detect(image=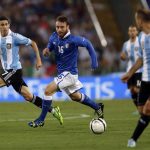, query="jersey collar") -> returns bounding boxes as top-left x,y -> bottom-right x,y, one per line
63,30 -> 71,39
8,29 -> 12,35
